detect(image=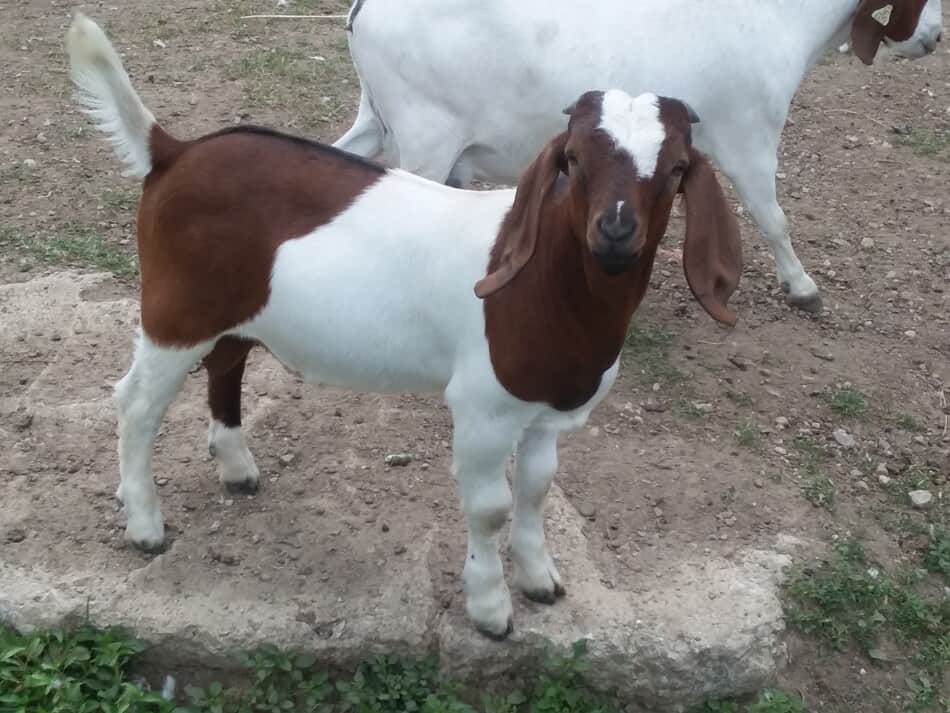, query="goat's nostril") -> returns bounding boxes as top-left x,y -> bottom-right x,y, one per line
599,215 -> 636,242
